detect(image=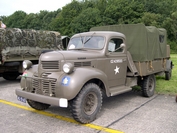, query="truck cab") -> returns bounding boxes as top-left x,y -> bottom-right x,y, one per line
68,31 -> 132,95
